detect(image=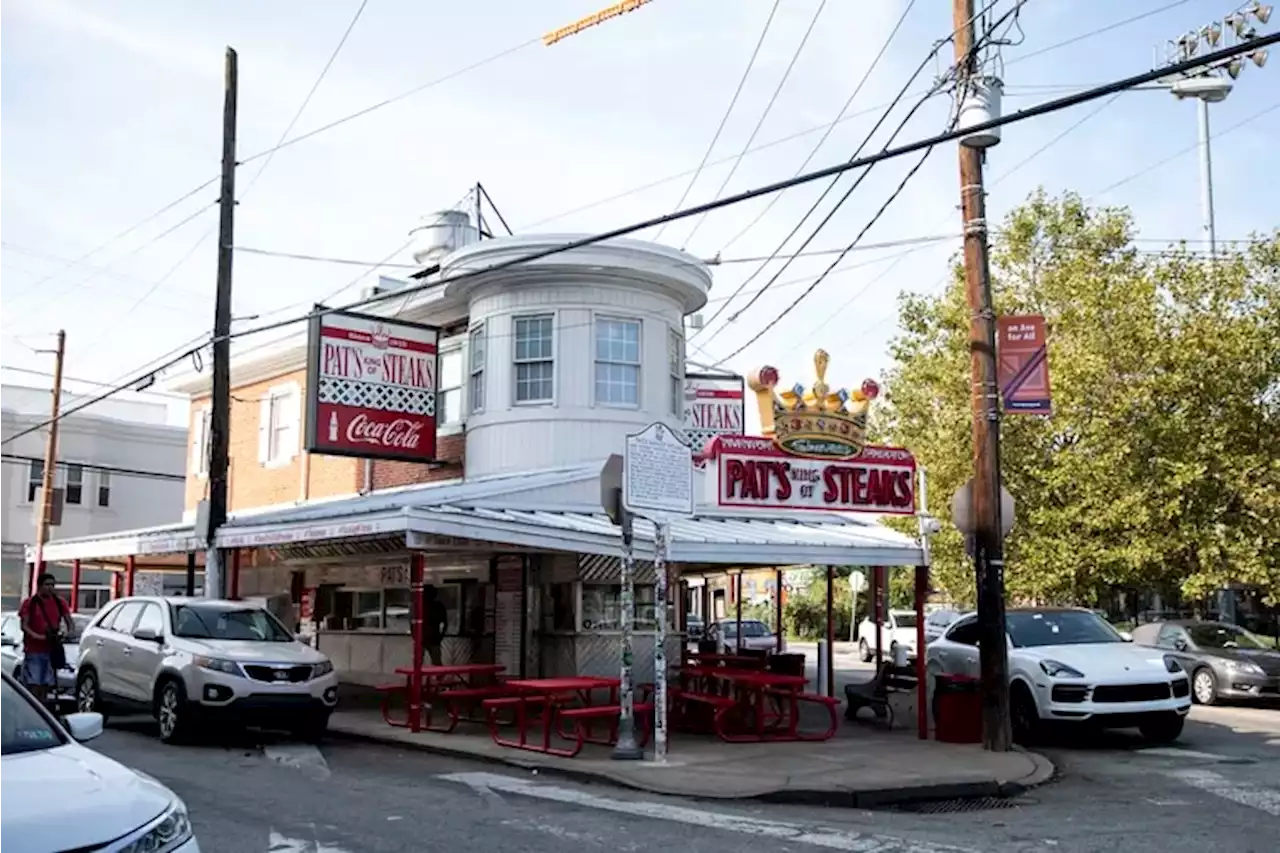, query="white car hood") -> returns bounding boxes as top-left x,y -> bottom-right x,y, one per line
1018,642 -> 1173,680
2,742 -> 174,849
180,638 -> 325,664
